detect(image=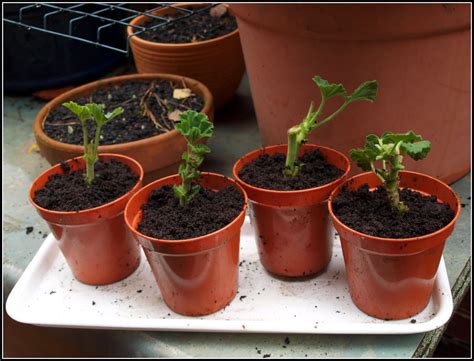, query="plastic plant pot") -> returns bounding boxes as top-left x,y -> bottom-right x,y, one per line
124,172 -> 248,316
233,144 -> 350,277
29,154 -> 144,285
328,170 -> 461,320
127,3 -> 245,109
